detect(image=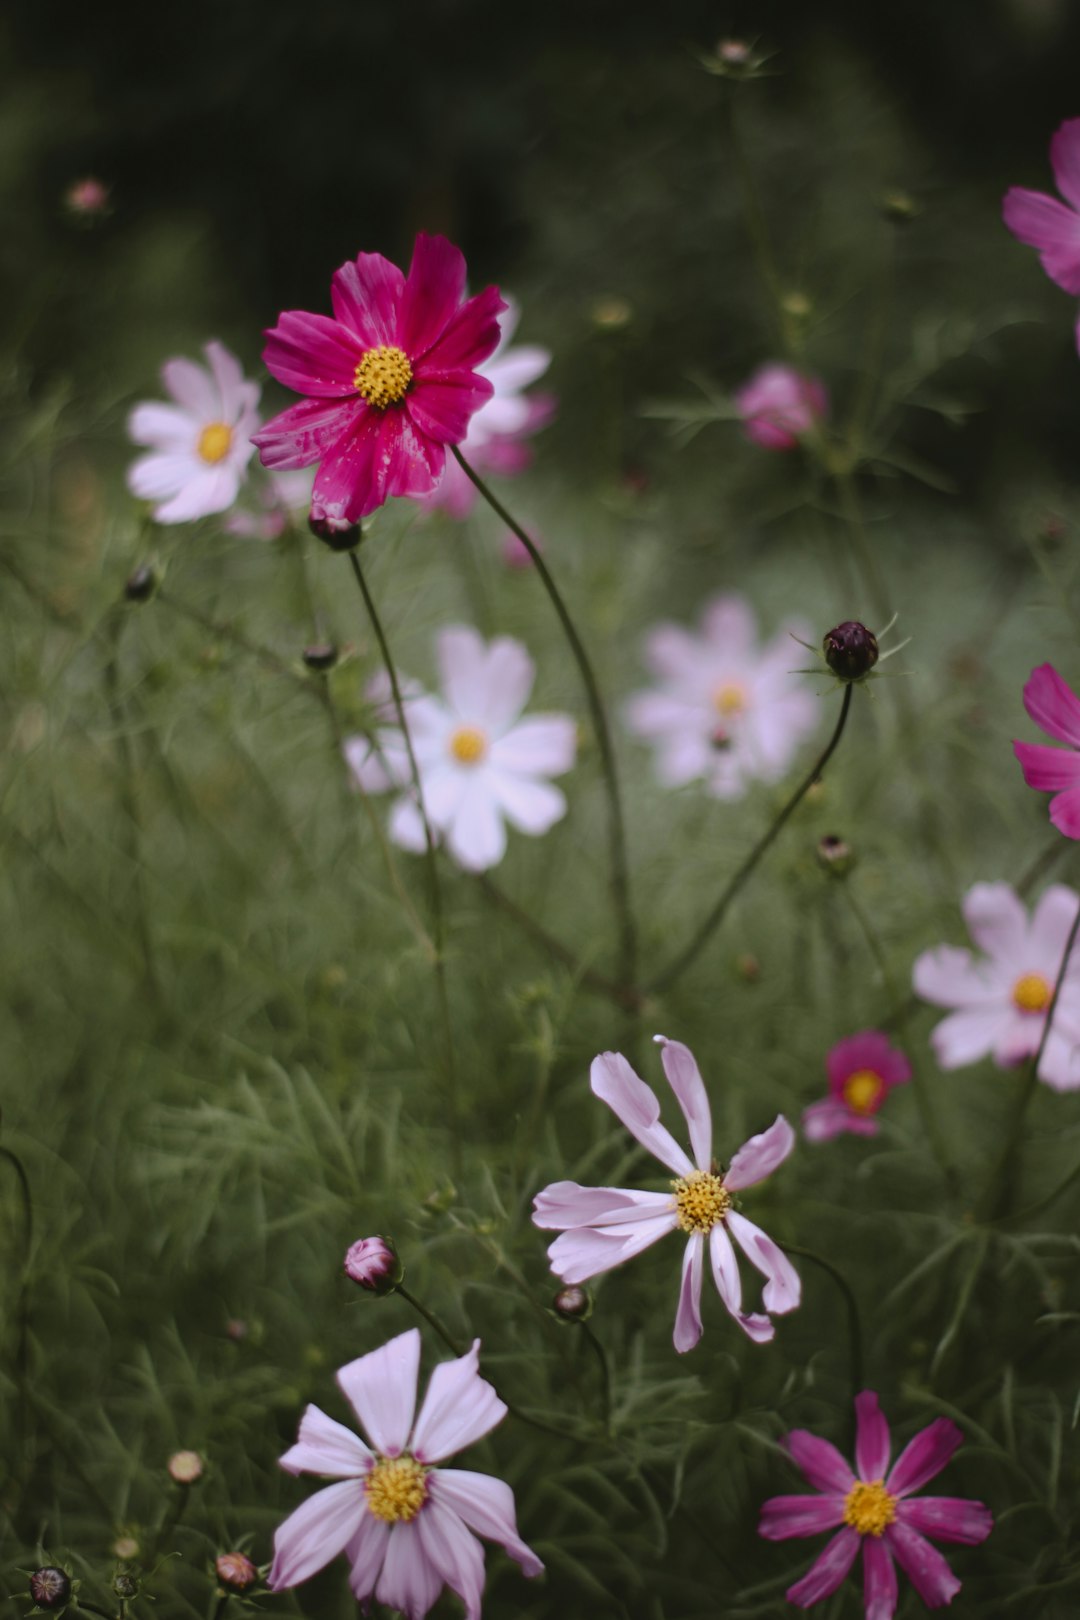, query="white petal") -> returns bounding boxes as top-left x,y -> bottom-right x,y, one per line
445,777 -> 507,871
437,626 -> 490,719
127,402 -> 198,448
432,1469 -> 544,1576
126,451 -> 194,502
375,1521 -> 443,1620
415,1498 -> 486,1620
153,467 -> 240,524
673,1233 -> 704,1353
487,770 -> 566,836
489,715 -> 576,776
161,354 -> 218,416
279,1403 -> 372,1477
269,1480 -> 366,1589
589,1050 -> 695,1176
726,1211 -> 801,1314
654,1036 -> 712,1170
